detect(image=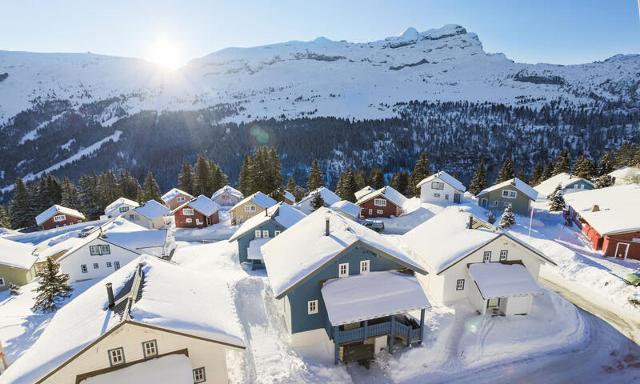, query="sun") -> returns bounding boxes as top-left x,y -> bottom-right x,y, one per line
148,38 -> 184,70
